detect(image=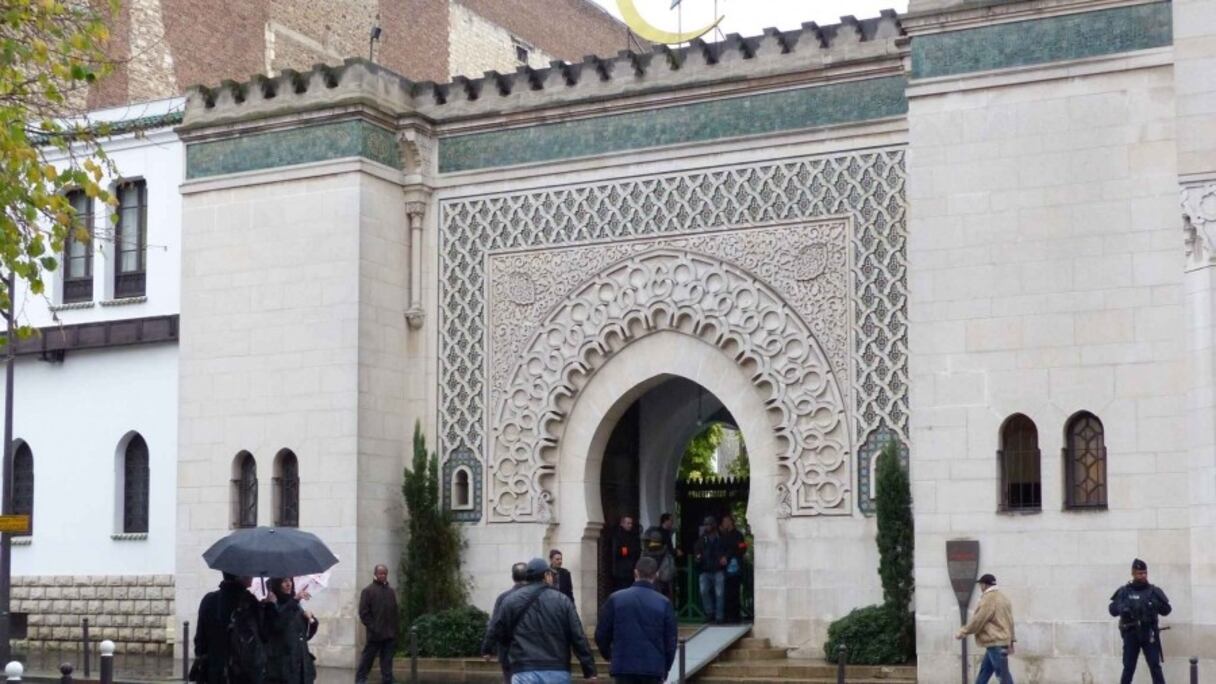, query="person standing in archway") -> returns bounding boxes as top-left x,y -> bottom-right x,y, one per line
610,516 -> 641,594
694,516 -> 727,624
718,515 -> 747,624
